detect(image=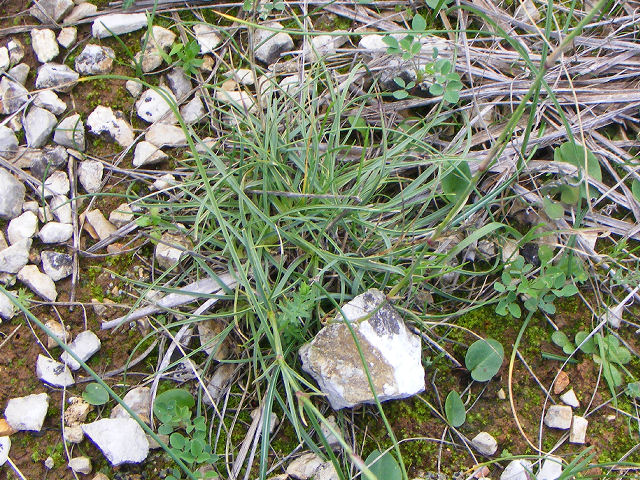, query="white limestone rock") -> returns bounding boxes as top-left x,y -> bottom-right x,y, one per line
214,89 -> 256,113
132,141 -> 168,167
544,405 -> 573,429
18,265 -> 57,301
136,26 -> 176,72
41,250 -> 73,281
54,113 -> 85,151
36,63 -> 79,93
538,456 -> 563,480
180,95 -> 205,124
135,88 -> 178,124
38,221 -> 73,243
471,431 -> 498,456
110,386 -> 151,423
84,209 -> 117,241
299,288 -> 425,409
0,239 -> 31,273
500,460 -> 533,480
82,418 -> 150,465
0,77 -> 28,114
50,195 -> 72,224
151,173 -> 176,191
4,393 -> 49,431
164,67 -> 191,101
7,38 -> 24,65
68,456 -> 91,474
7,63 -> 29,85
253,22 -> 294,65
77,160 -> 103,194
126,80 -> 143,98
0,48 -> 9,72
36,355 -> 75,388
92,13 -> 148,38
7,211 -> 38,244
87,105 -> 134,147
30,0 -> 73,23
0,436 -> 9,467
109,203 -> 134,226
65,2 -> 97,24
0,126 -> 18,159
24,107 -> 57,148
30,144 -> 67,180
31,28 -> 59,63
0,290 -> 16,320
193,23 -> 220,54
43,171 -> 70,197
60,330 -> 101,371
560,388 -> 580,408
145,123 -> 187,148
34,90 -> 67,115
286,453 -> 324,479
44,319 -> 69,348
75,44 -> 114,75
569,415 -> 587,444
0,169 -> 24,220
155,232 -> 191,269
57,27 -> 77,49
